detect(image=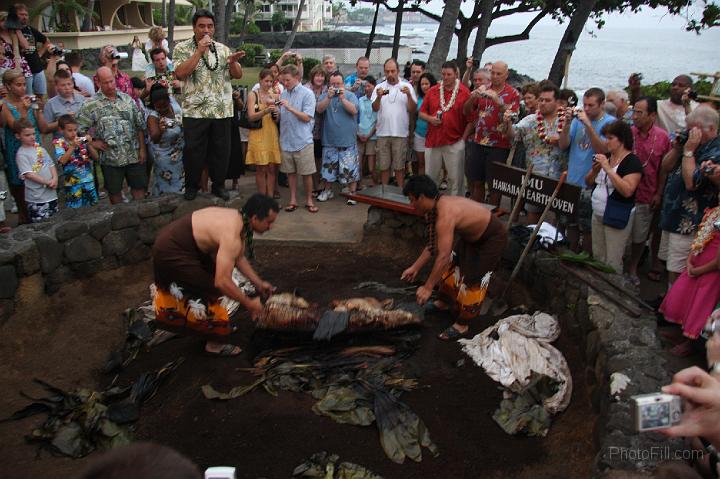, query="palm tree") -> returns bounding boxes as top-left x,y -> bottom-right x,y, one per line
283,0 -> 306,51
